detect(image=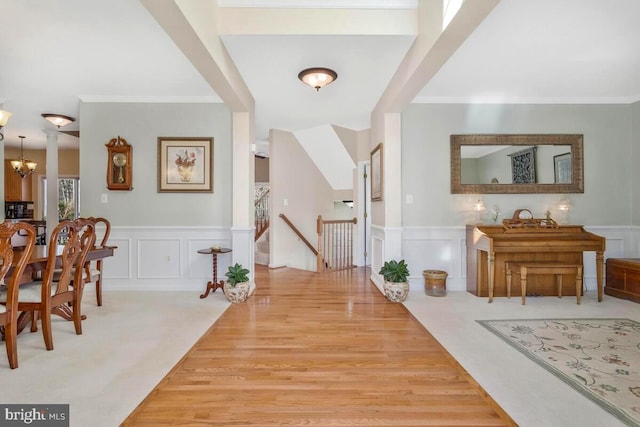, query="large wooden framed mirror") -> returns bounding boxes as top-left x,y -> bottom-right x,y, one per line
450,134 -> 584,194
